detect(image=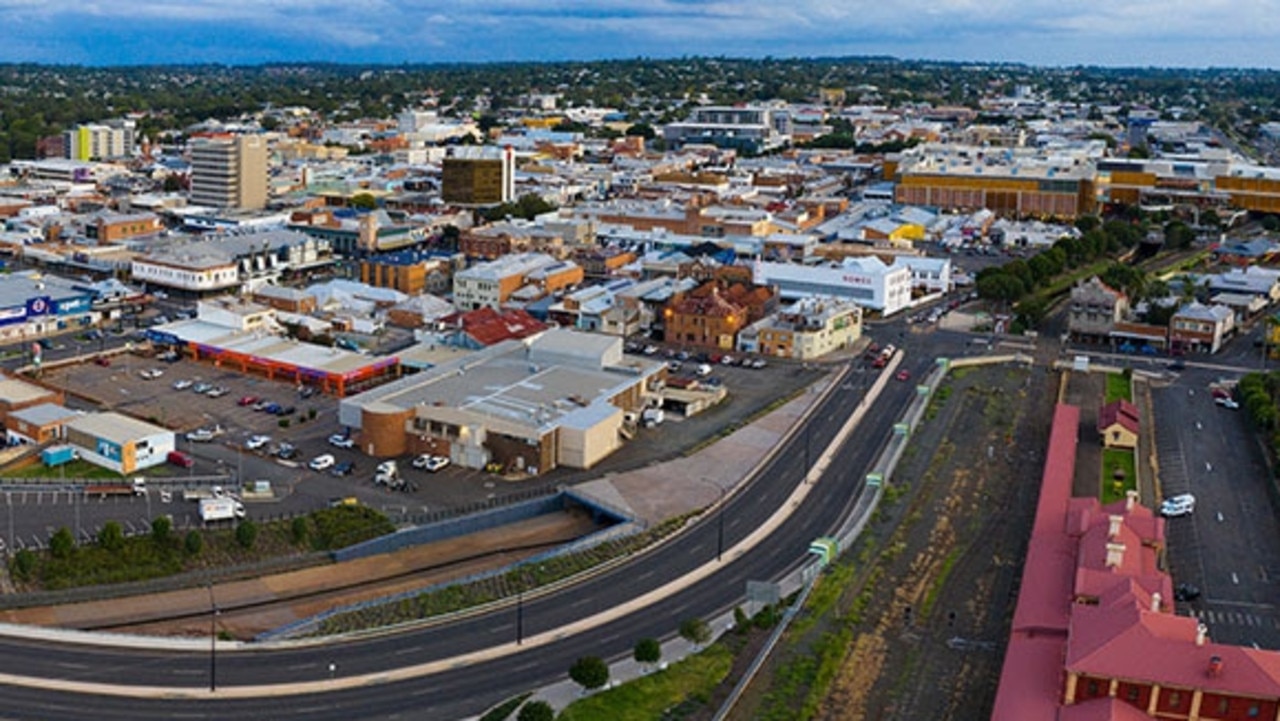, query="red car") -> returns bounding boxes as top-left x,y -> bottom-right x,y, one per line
896,369 -> 912,381
237,395 -> 259,406
93,356 -> 111,367
872,356 -> 888,369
